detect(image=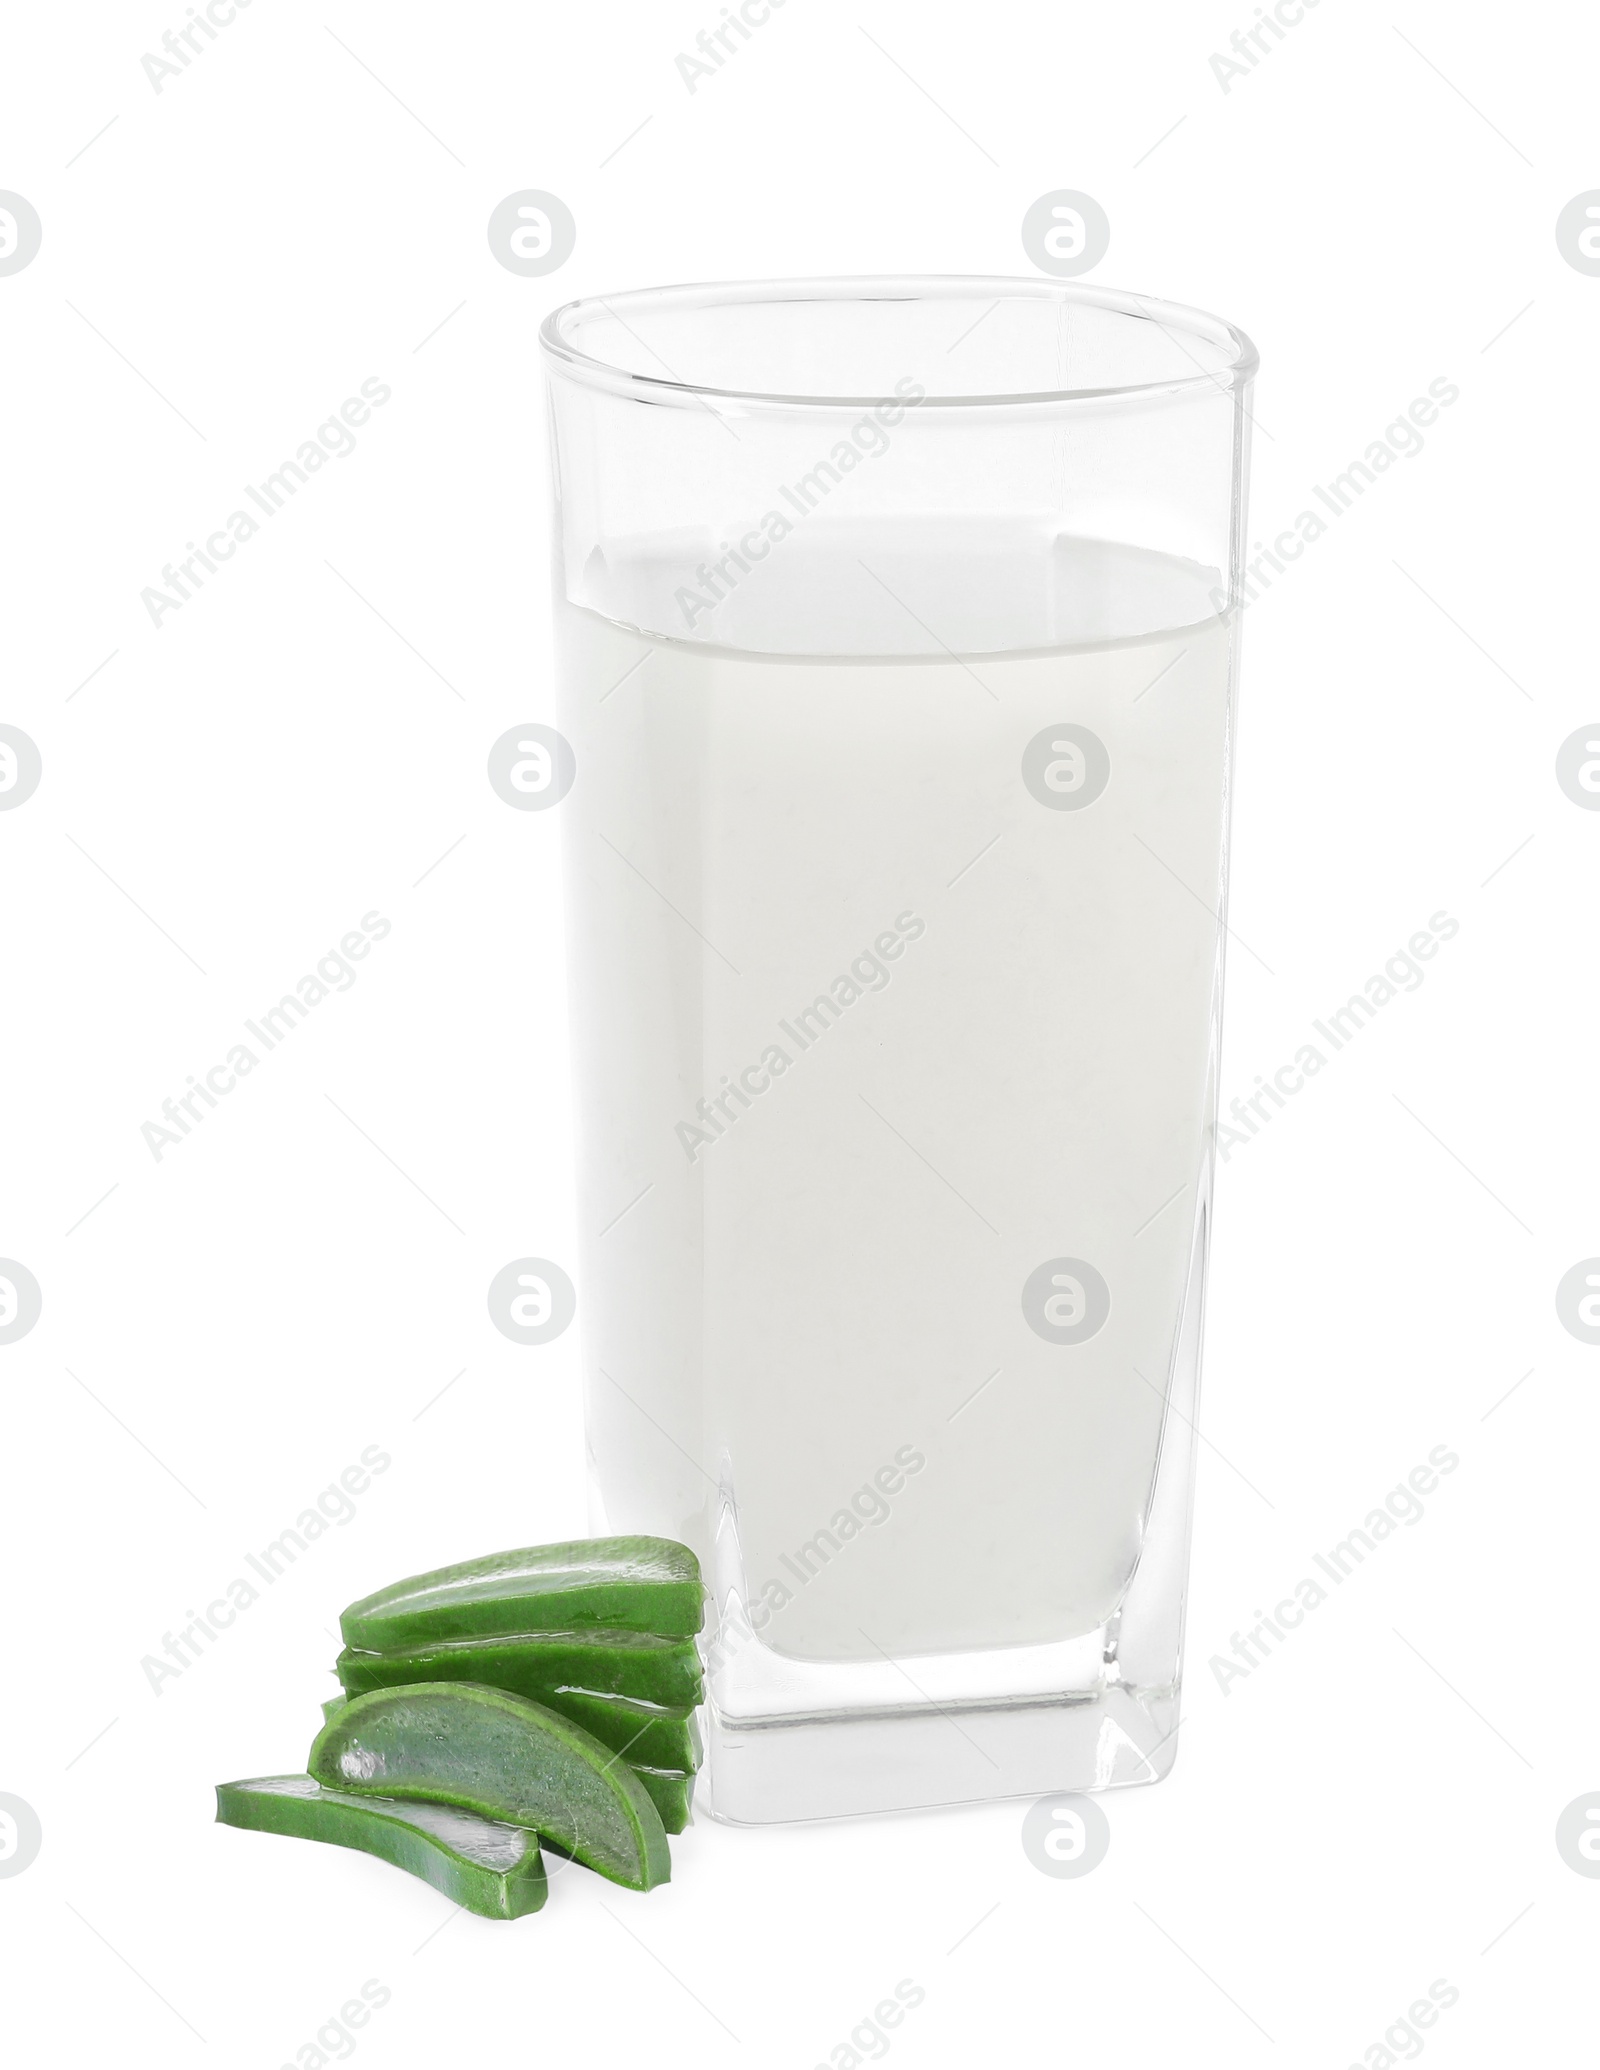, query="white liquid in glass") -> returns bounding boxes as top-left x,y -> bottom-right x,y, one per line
556,522 -> 1233,1665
